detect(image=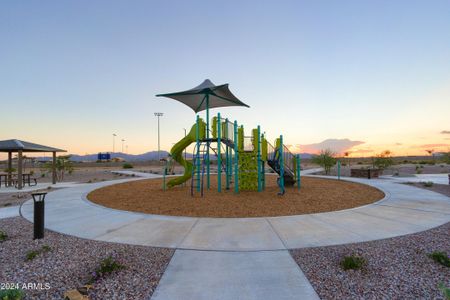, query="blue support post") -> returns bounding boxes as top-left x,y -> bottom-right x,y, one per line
257,125 -> 262,192
234,121 -> 239,193
279,135 -> 285,195
217,113 -> 222,192
206,94 -> 210,189
225,118 -> 230,190
296,154 -> 301,190
196,115 -> 200,192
